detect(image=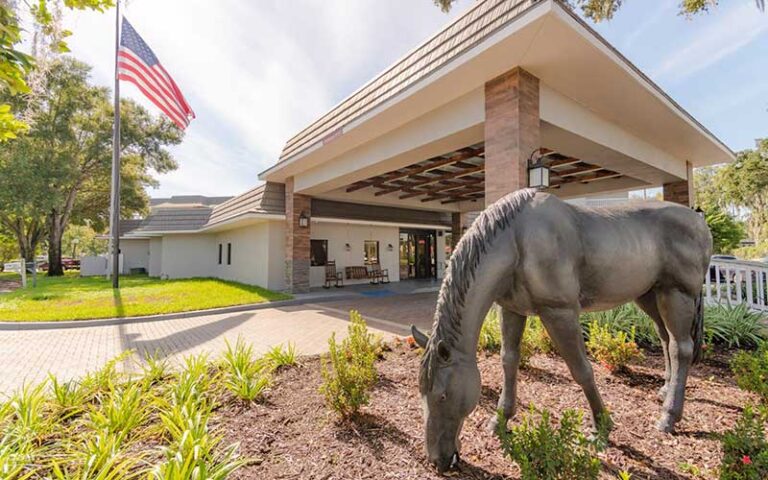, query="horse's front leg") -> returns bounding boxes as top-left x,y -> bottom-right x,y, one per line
487,305 -> 527,433
540,306 -> 611,432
